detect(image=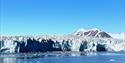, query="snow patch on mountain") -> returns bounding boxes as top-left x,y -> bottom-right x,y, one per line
73,28 -> 87,36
